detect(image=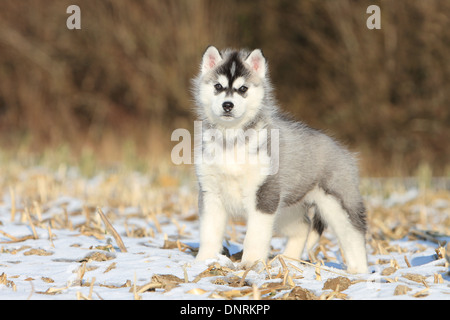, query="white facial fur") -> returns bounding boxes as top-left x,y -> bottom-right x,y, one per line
204,77 -> 263,127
